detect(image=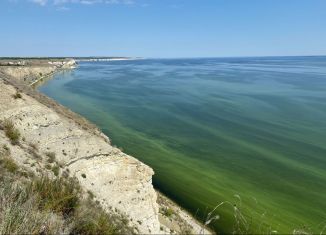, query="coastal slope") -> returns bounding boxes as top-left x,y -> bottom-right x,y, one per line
0,59 -> 211,234
0,60 -> 160,234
